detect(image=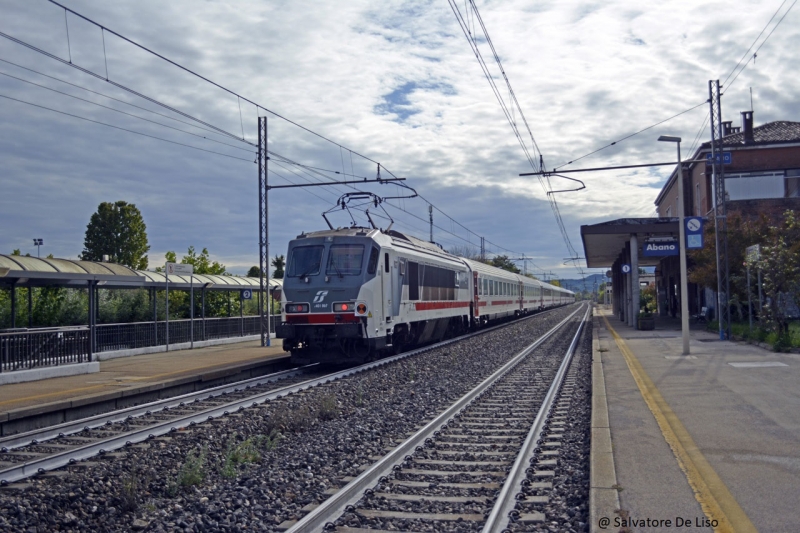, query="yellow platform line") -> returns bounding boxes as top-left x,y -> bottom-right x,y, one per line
602,314 -> 757,533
